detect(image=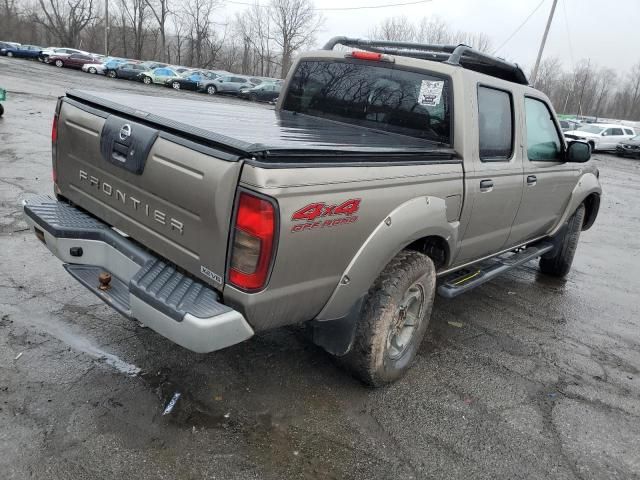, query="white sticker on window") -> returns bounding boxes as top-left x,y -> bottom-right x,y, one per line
418,80 -> 444,106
